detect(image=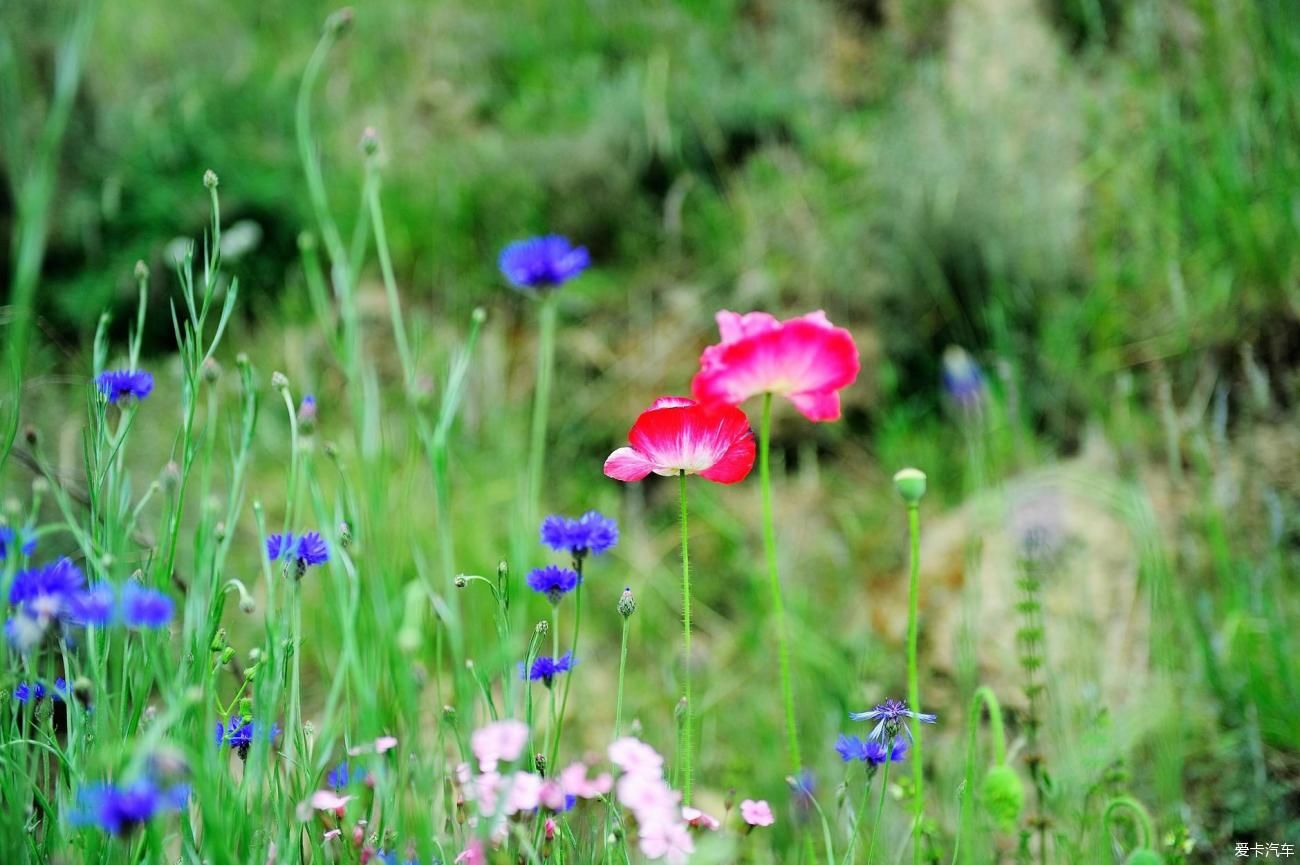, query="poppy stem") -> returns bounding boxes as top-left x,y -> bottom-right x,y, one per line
905,501 -> 925,864
678,469 -> 693,806
758,392 -> 802,777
